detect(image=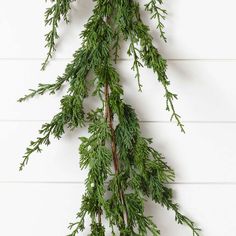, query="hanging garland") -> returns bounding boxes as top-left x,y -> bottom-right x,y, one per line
19,0 -> 200,235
